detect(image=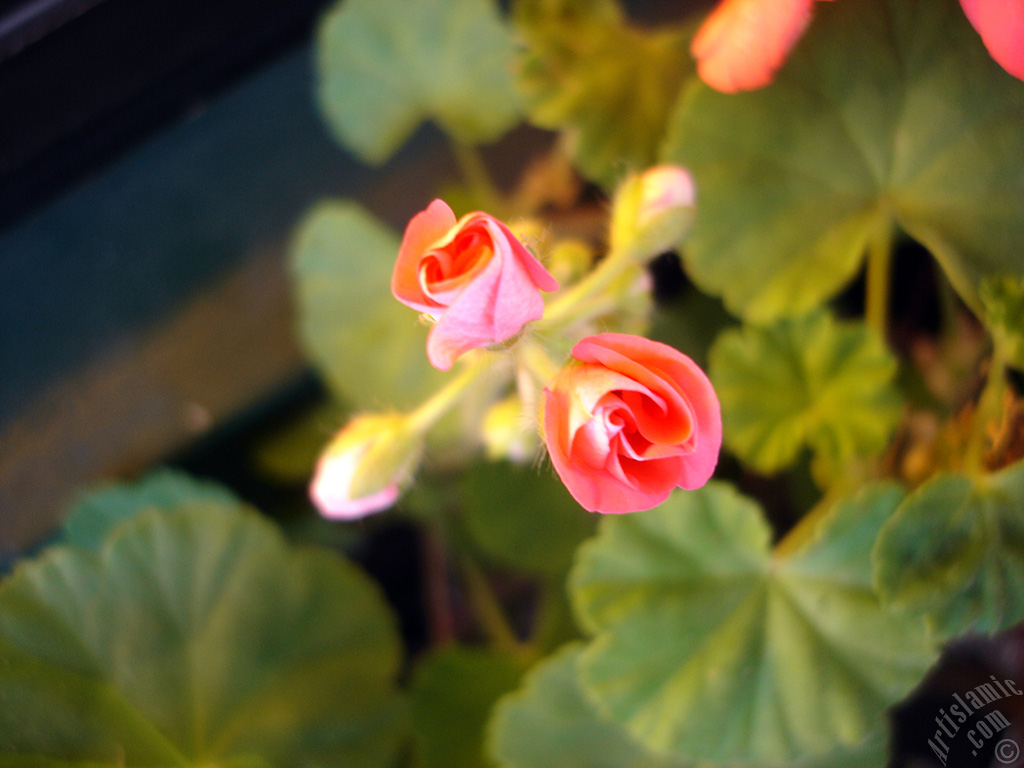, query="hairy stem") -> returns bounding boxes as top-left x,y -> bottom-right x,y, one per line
449,138 -> 504,216
407,352 -> 495,433
540,245 -> 643,329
